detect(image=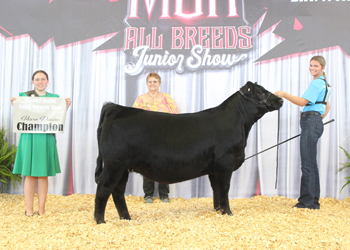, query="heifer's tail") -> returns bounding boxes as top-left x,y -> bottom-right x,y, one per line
95,102 -> 114,184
